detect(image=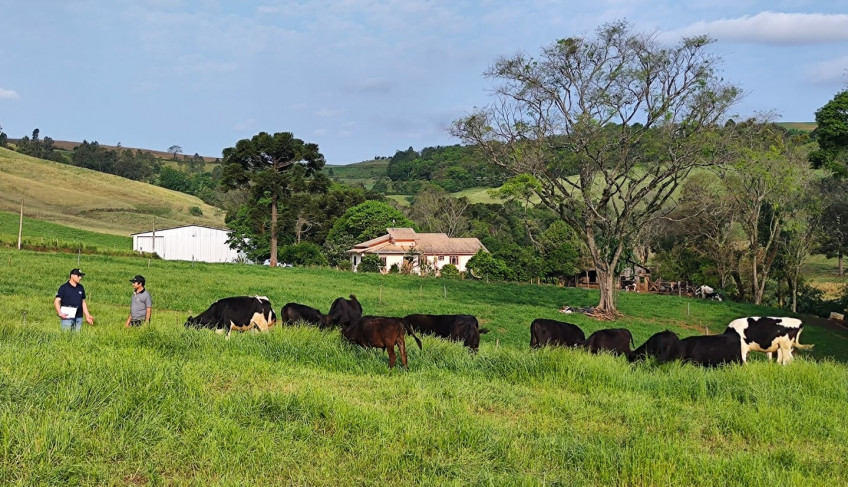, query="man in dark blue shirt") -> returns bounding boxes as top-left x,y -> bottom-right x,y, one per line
54,268 -> 95,331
